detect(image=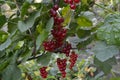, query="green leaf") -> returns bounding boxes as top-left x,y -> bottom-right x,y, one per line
62,5 -> 71,26
0,38 -> 12,51
76,29 -> 91,38
97,14 -> 120,45
94,57 -> 112,74
36,30 -> 49,50
18,10 -> 41,32
37,53 -> 52,66
76,16 -> 93,29
8,18 -> 19,33
0,15 -> 6,28
2,64 -> 21,80
92,41 -> 119,62
67,22 -> 78,36
21,2 -> 30,18
46,17 -> 54,32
